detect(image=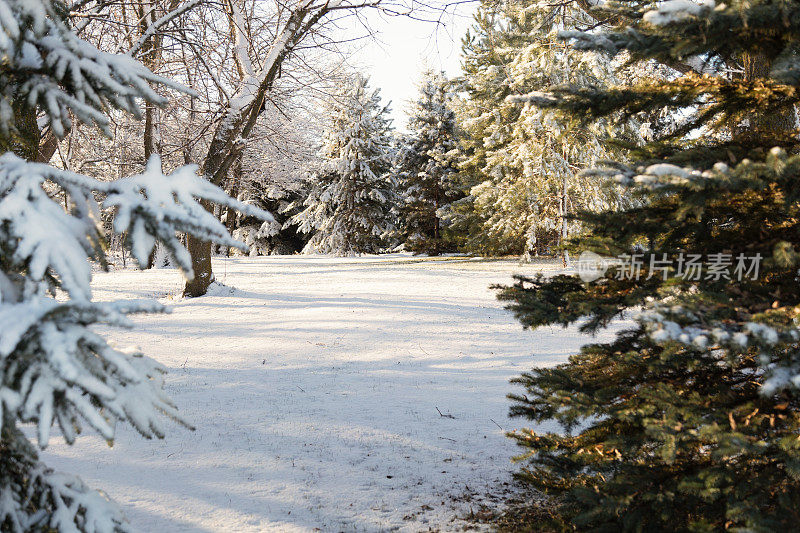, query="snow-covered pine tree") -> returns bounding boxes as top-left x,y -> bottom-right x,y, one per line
454,0 -> 628,260
0,2 -> 267,530
232,176 -> 309,256
290,76 -> 396,256
497,0 -> 800,529
228,110 -> 316,256
395,71 -> 461,256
